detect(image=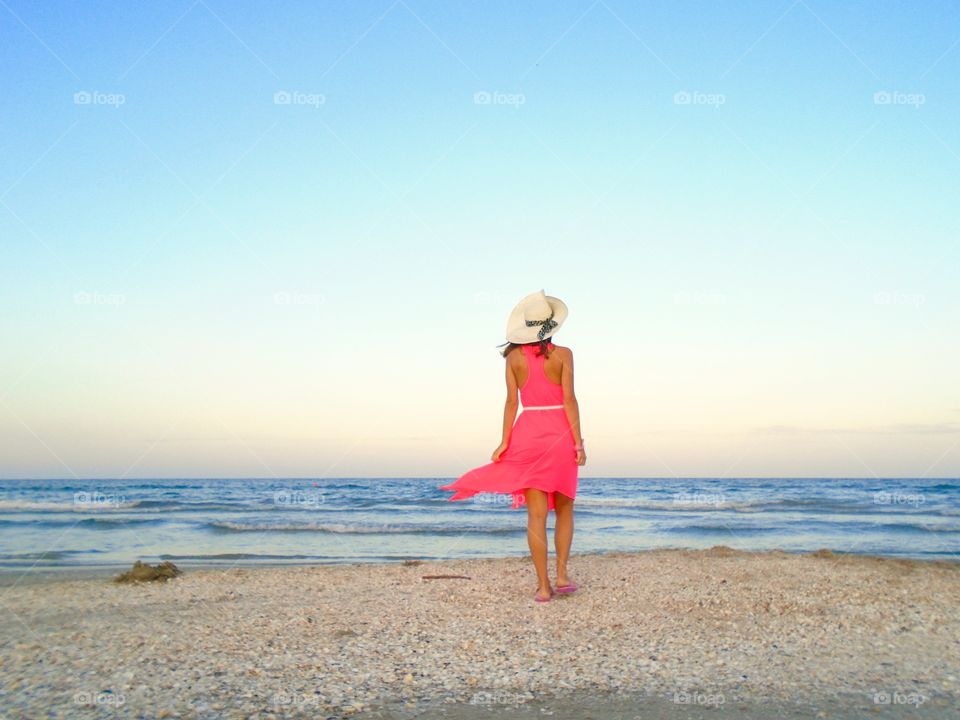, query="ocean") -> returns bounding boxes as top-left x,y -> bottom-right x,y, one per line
0,478 -> 957,572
